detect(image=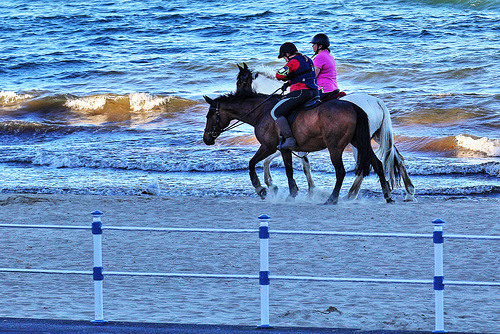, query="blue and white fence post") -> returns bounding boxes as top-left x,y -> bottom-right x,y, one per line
433,219 -> 446,333
258,214 -> 272,328
91,210 -> 107,323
